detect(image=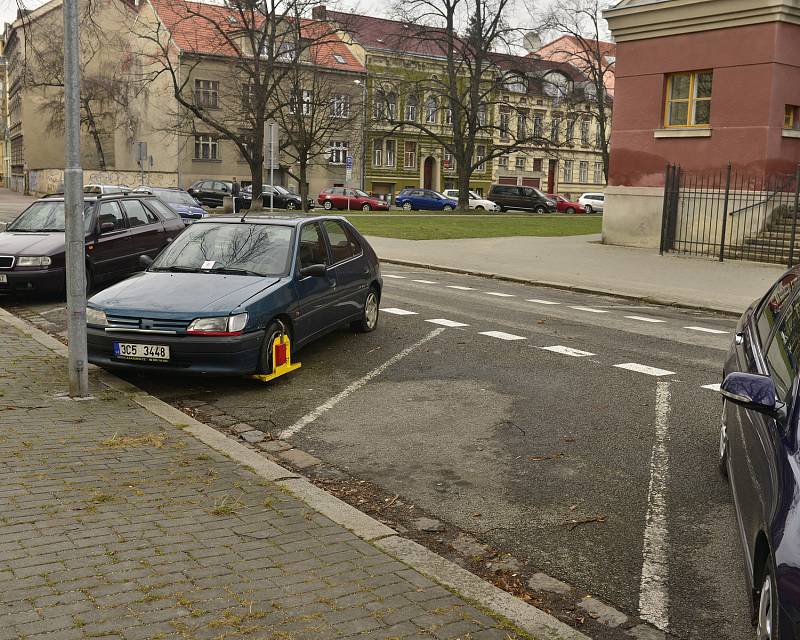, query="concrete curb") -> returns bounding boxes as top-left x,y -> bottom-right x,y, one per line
379,257 -> 743,317
0,306 -> 592,640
